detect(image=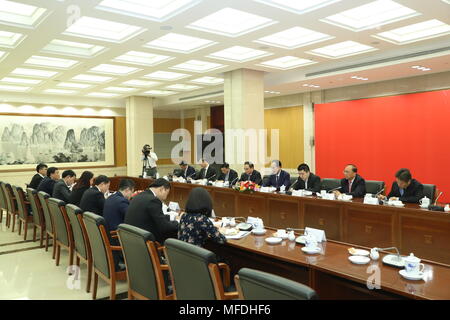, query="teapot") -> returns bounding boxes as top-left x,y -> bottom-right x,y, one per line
370,248 -> 380,260
419,196 -> 430,207
288,230 -> 296,242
